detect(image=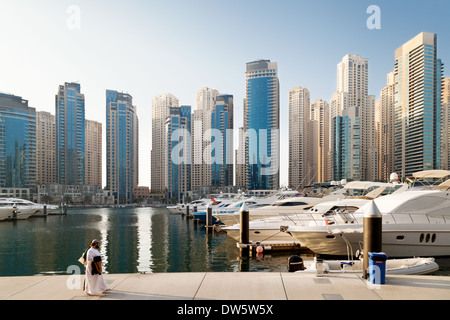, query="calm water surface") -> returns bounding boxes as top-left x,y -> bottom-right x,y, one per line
0,207 -> 449,277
